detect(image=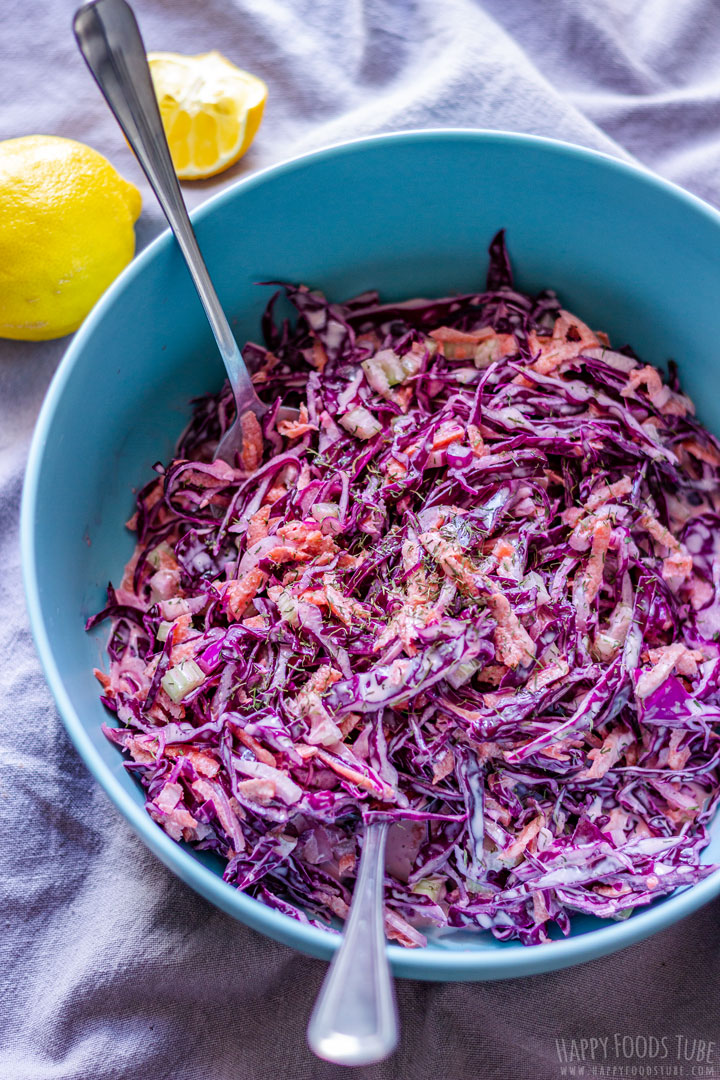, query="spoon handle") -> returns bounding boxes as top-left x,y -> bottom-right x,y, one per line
307,822 -> 398,1066
73,0 -> 261,416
